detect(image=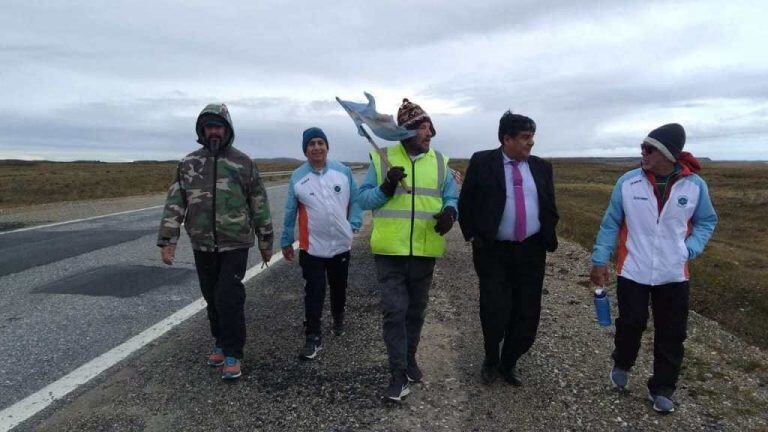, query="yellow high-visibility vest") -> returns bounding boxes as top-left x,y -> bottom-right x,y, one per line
370,144 -> 448,257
